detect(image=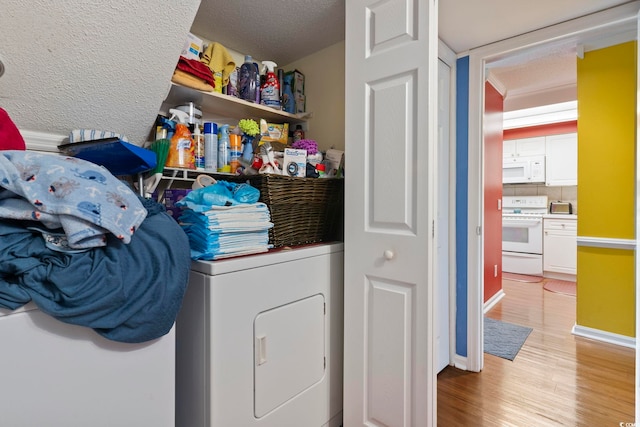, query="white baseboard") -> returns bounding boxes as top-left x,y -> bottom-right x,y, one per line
483,289 -> 505,314
20,130 -> 66,153
572,324 -> 635,349
452,354 -> 468,371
